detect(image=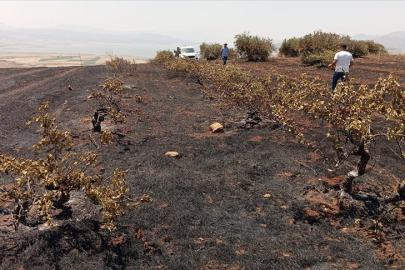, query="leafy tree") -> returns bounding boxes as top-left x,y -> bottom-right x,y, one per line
234,32 -> 275,61
200,42 -> 223,60
279,37 -> 300,57
279,30 -> 387,66
346,39 -> 369,58
364,40 -> 387,54
298,30 -> 341,55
